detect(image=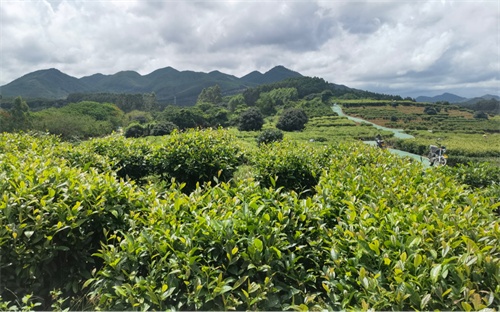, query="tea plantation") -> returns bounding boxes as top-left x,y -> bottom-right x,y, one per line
1,129 -> 499,311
